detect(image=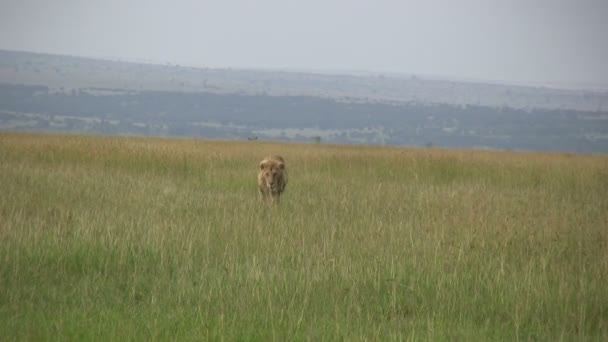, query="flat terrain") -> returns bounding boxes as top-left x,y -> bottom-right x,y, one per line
0,132 -> 607,340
